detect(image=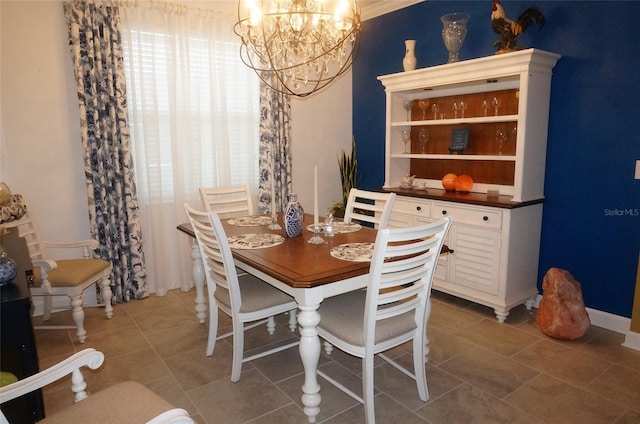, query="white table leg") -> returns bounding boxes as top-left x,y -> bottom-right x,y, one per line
190,240 -> 207,324
297,302 -> 321,423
